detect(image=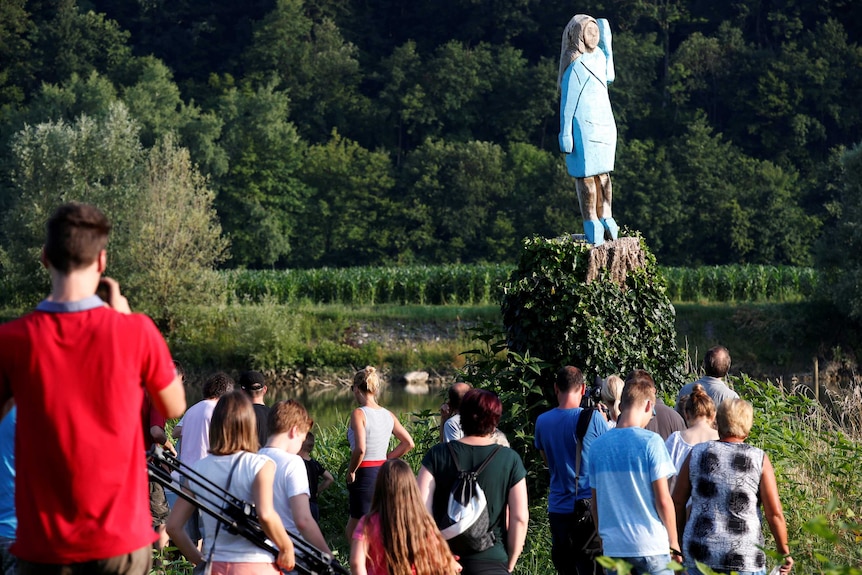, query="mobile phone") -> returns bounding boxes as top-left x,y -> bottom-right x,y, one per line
96,279 -> 111,304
